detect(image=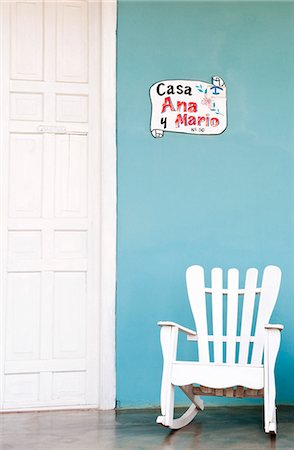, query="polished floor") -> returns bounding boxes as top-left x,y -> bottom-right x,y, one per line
0,406 -> 293,450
